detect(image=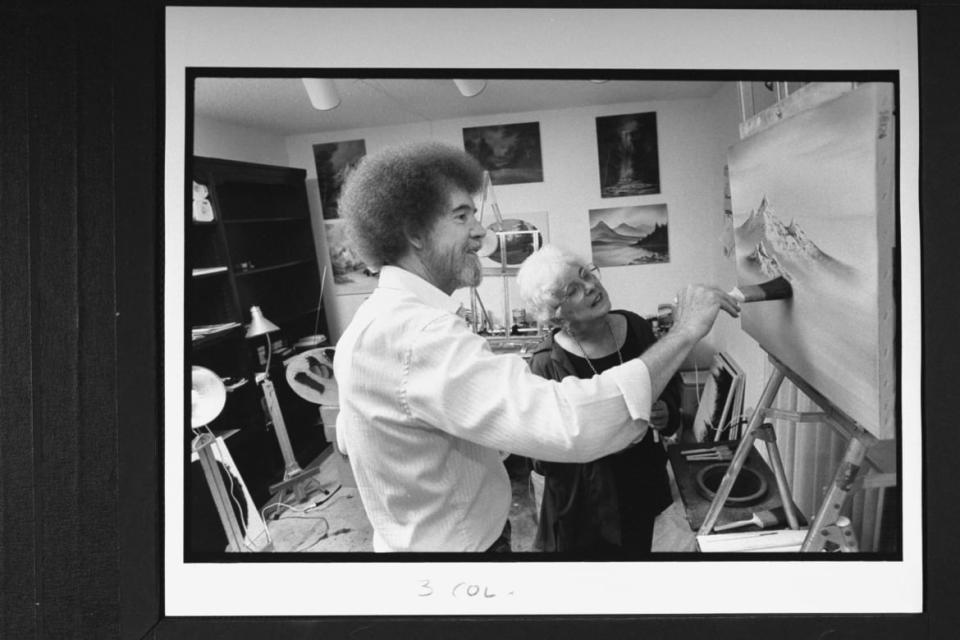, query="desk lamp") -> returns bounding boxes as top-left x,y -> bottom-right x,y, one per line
246,306 -> 325,512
